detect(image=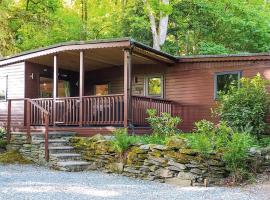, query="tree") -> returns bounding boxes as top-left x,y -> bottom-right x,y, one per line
144,0 -> 171,50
